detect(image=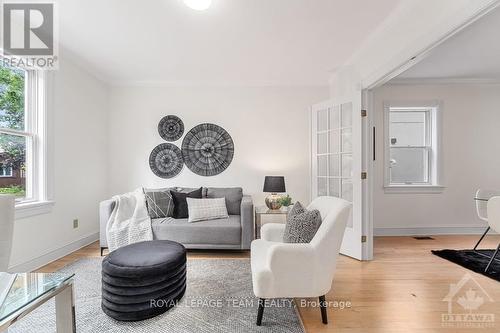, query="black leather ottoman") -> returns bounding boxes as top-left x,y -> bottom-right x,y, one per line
101,240 -> 186,321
